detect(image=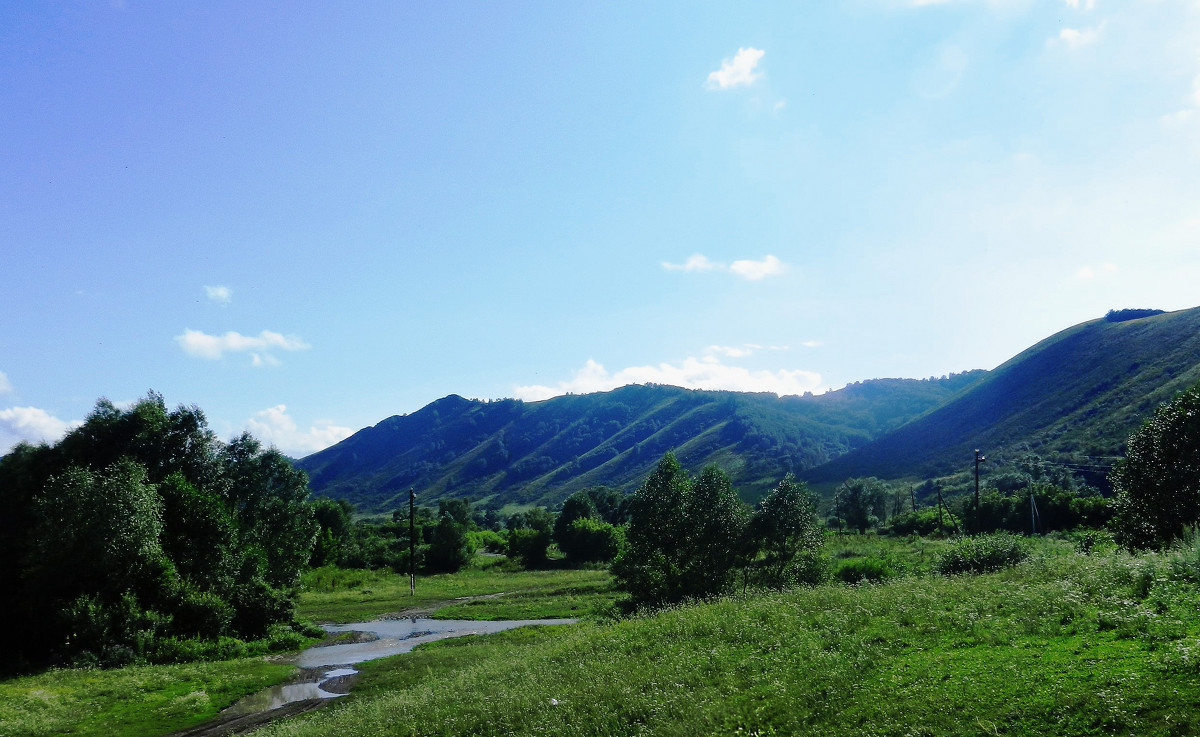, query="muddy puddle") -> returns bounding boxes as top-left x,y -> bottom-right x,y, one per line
203,616 -> 576,732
